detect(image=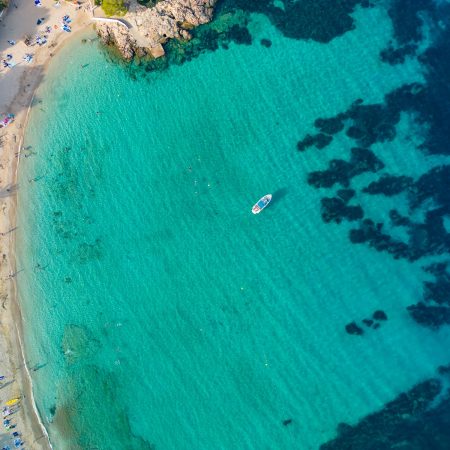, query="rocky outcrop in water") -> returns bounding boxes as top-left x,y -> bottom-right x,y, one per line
95,0 -> 217,59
